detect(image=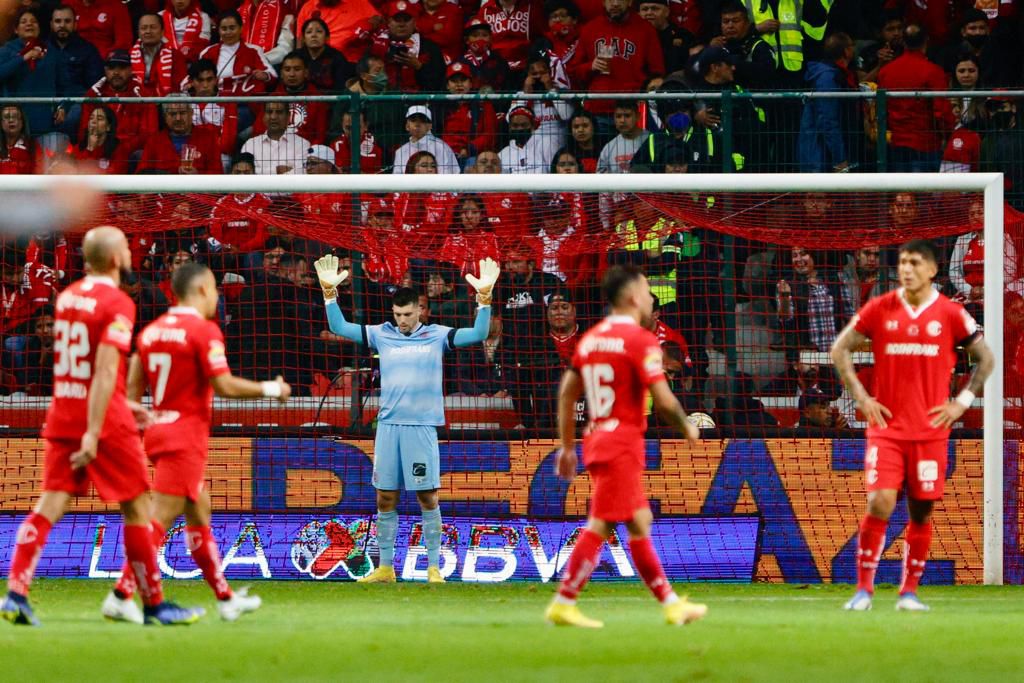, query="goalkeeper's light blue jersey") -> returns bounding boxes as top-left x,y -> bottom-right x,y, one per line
367,322 -> 454,426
